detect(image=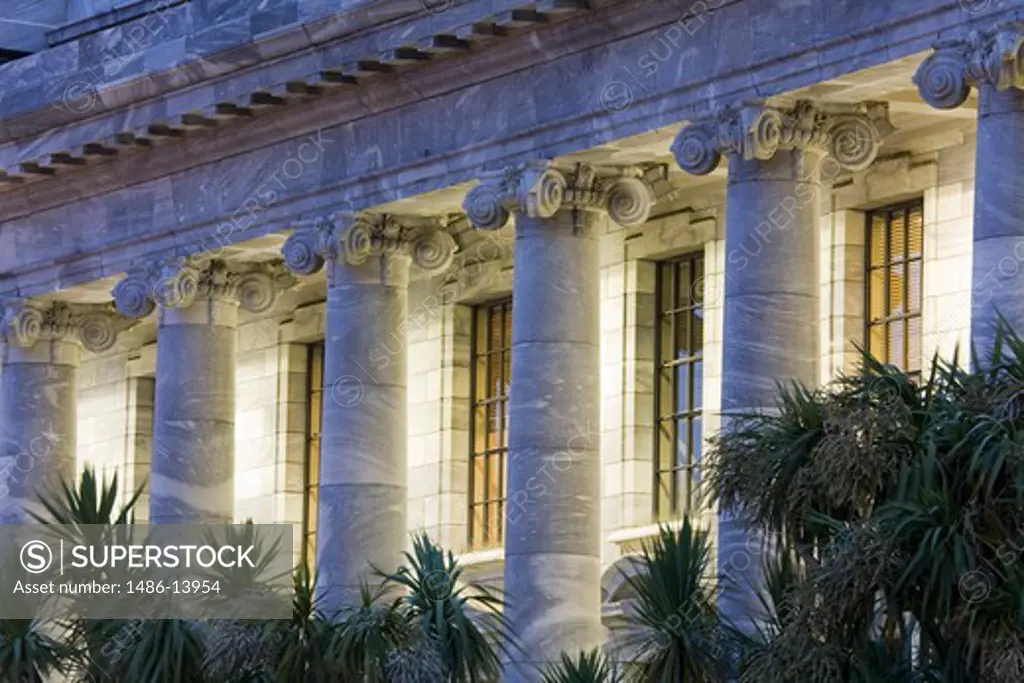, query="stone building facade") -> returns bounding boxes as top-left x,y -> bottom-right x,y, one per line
0,0 -> 1018,678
